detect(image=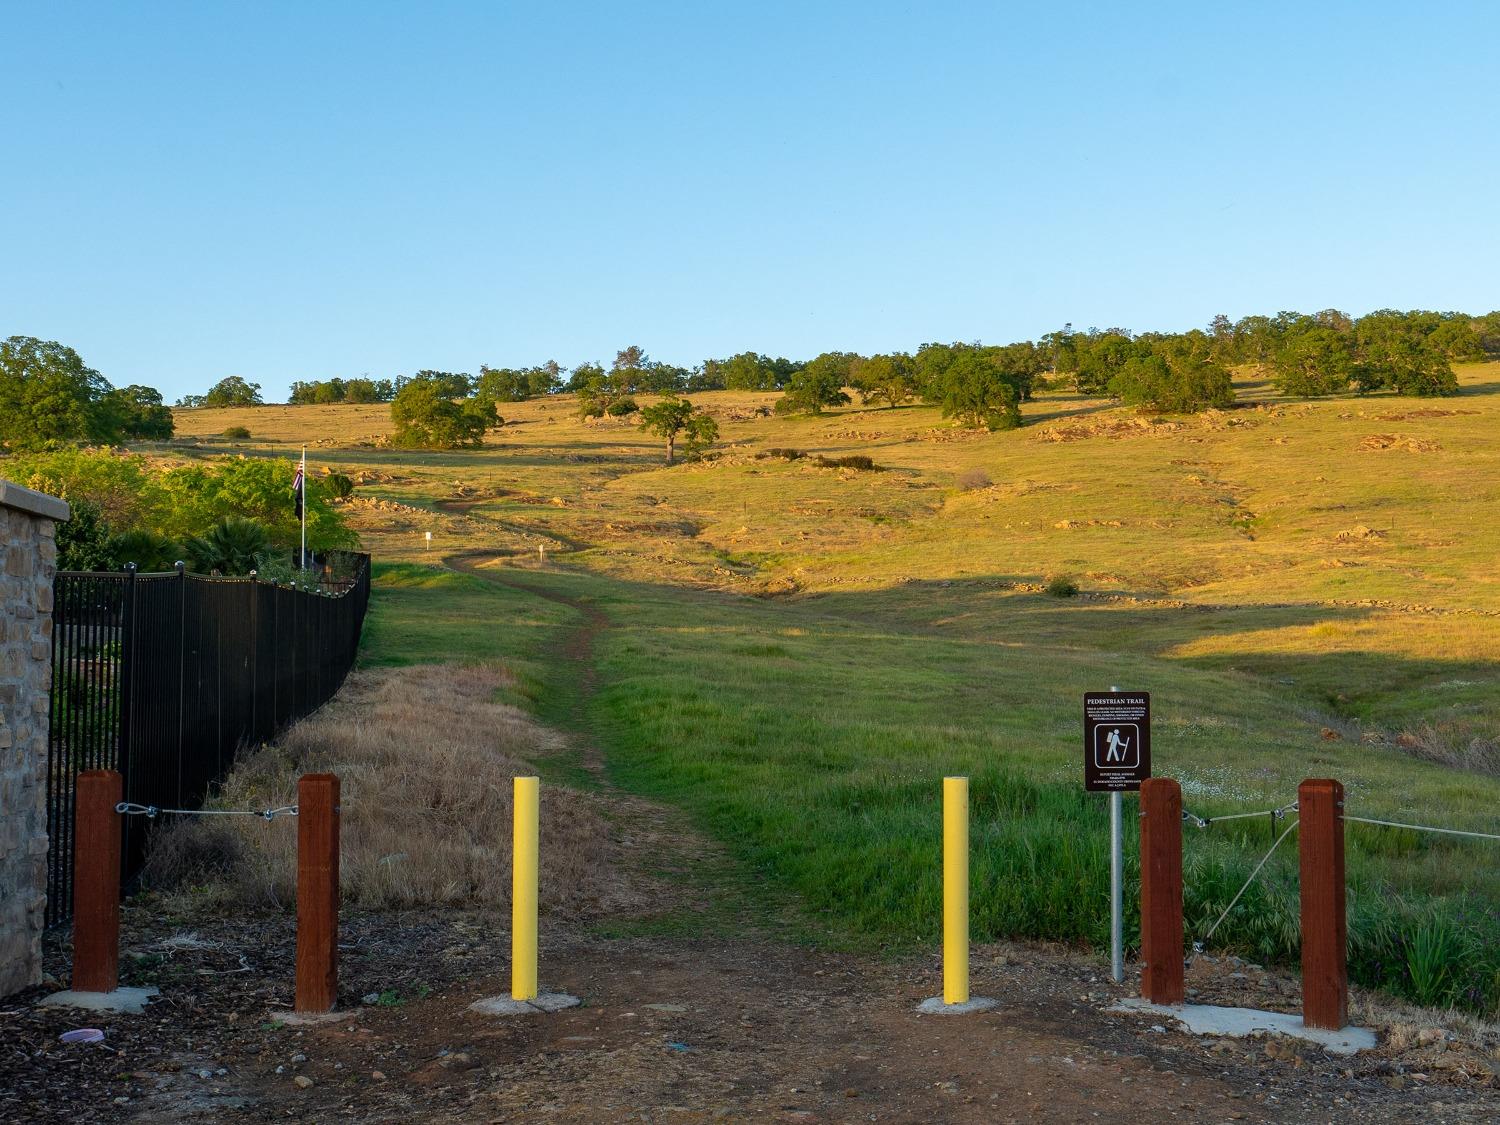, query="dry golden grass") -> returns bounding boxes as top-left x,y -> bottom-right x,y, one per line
146,664 -> 635,917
